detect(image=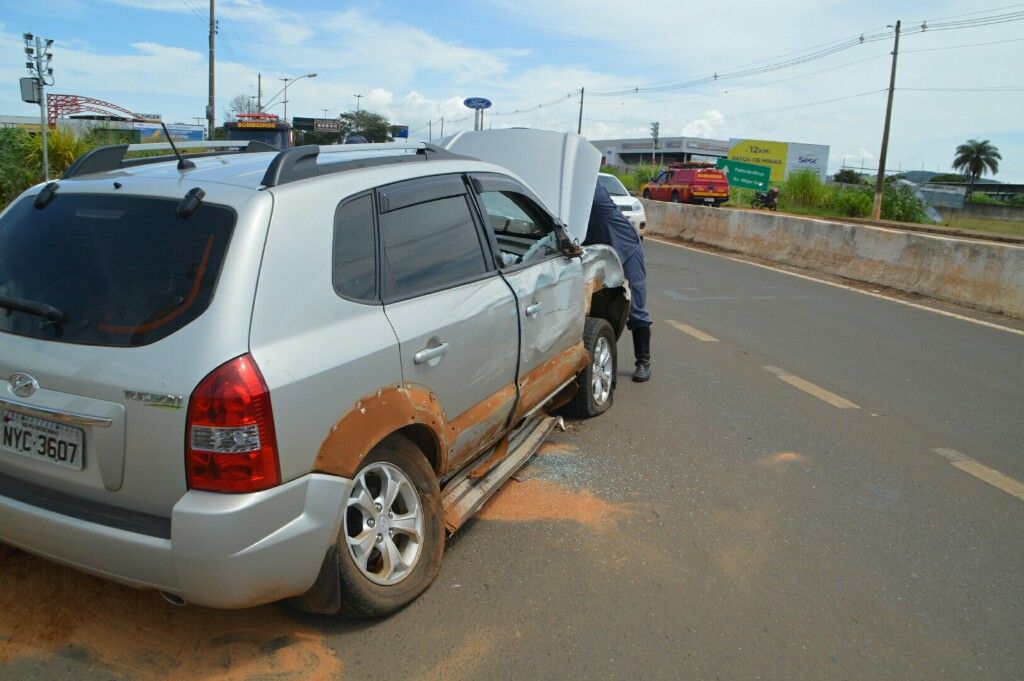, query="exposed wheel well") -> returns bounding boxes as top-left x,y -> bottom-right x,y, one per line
394,424 -> 442,474
588,286 -> 629,339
